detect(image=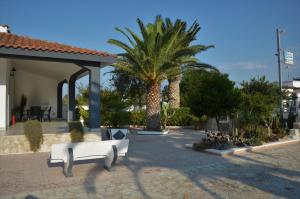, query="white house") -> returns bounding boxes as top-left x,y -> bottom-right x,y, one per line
0,25 -> 116,132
